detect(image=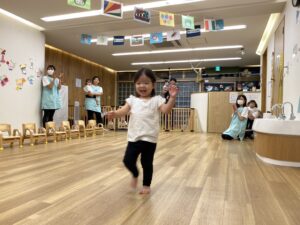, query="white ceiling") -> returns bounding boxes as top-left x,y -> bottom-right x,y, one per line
0,0 -> 286,71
